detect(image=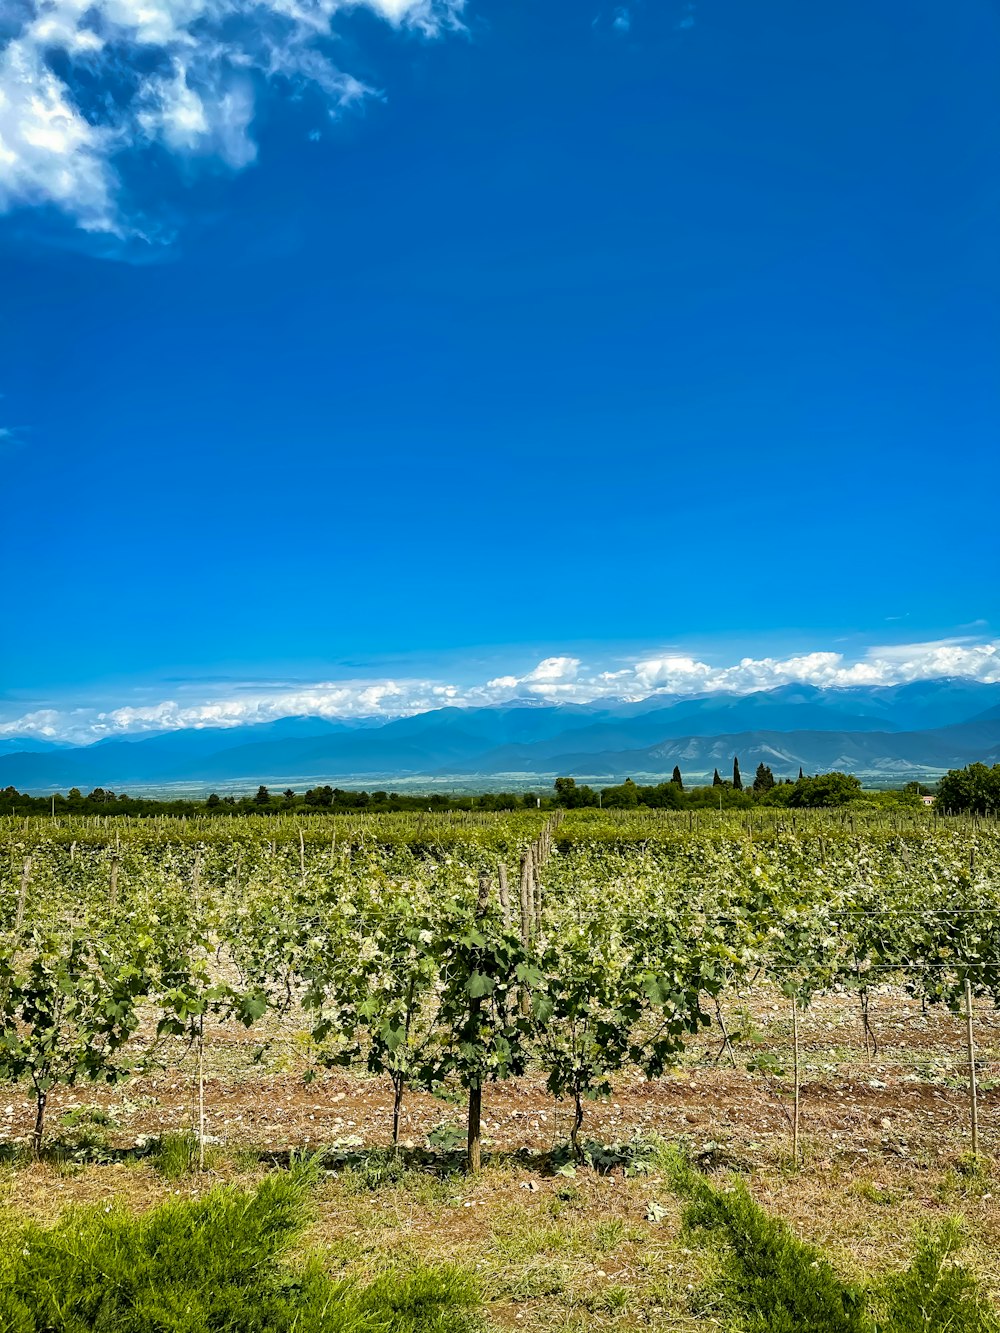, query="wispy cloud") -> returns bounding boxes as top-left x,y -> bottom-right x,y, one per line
2,639 -> 999,744
676,2 -> 696,29
0,426 -> 25,456
0,0 -> 464,236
